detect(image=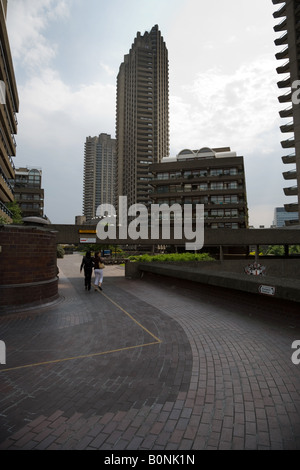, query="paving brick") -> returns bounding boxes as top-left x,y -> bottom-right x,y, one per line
0,255 -> 299,450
